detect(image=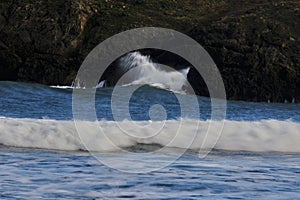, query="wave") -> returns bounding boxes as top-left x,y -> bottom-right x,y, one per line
112,52 -> 190,93
0,117 -> 299,153
60,52 -> 188,93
